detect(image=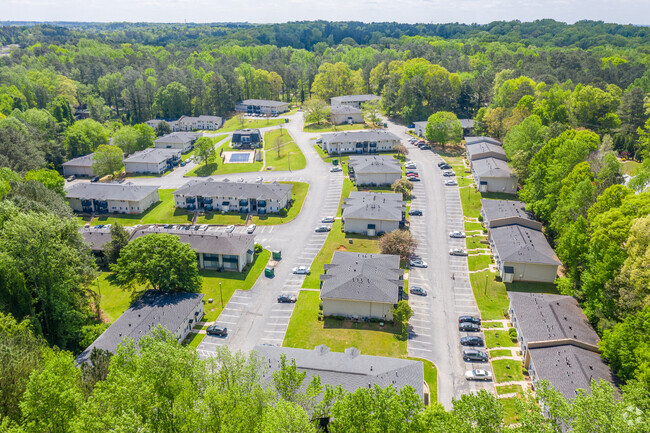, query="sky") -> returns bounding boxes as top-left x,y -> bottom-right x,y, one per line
3,0 -> 649,26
